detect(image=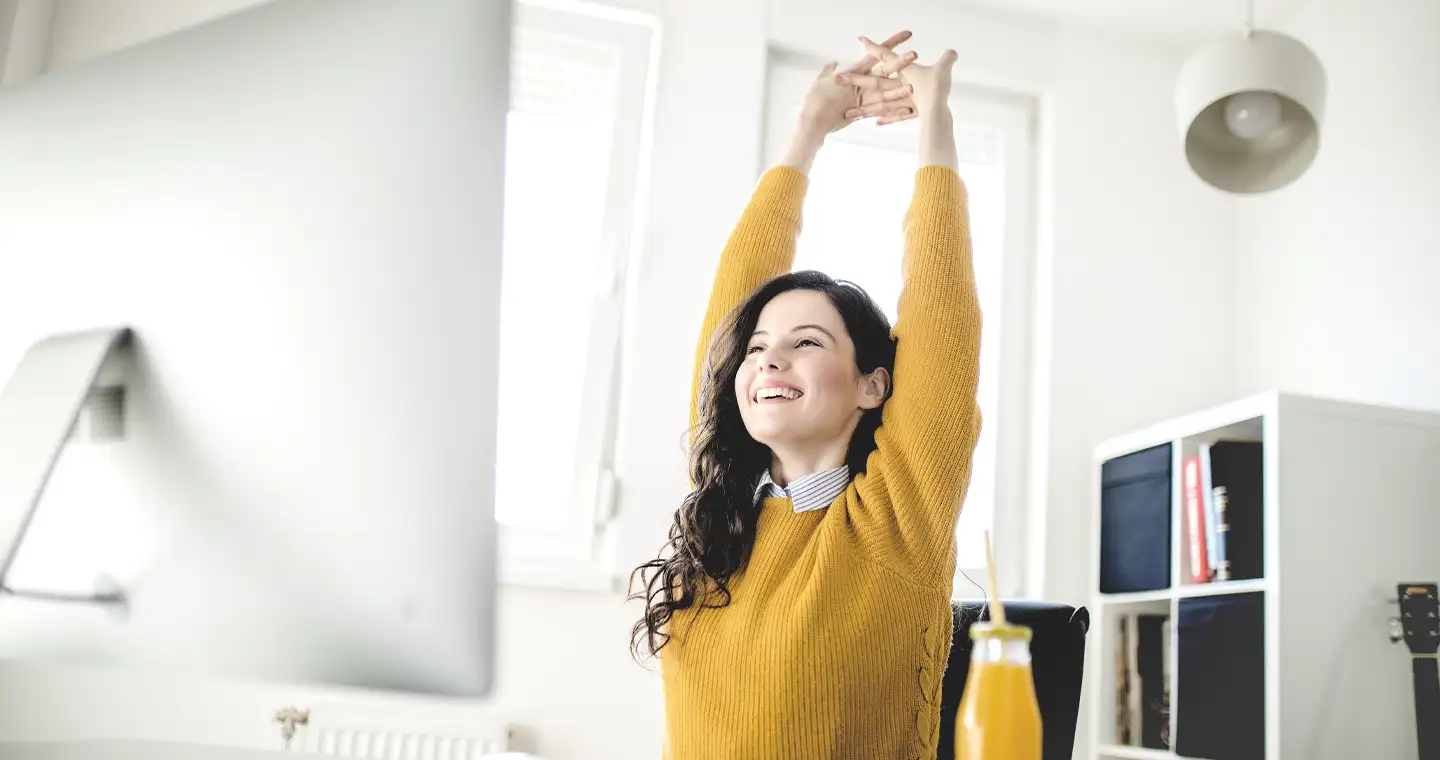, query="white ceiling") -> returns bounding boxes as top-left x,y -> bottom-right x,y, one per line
961,0 -> 1319,47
